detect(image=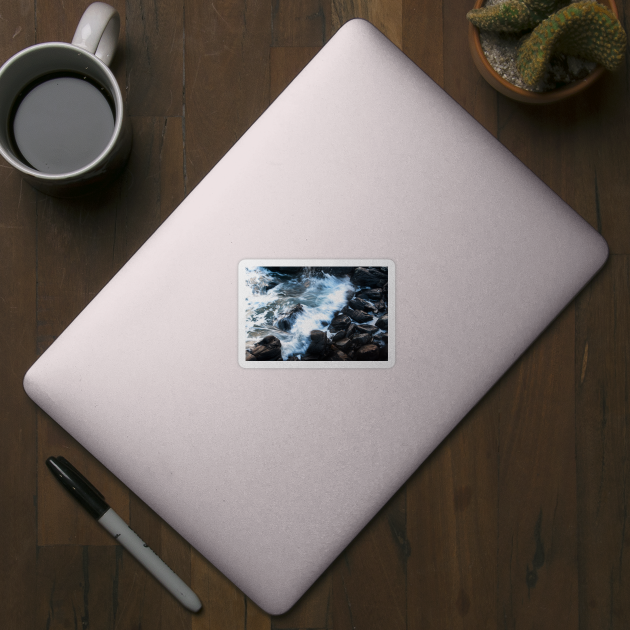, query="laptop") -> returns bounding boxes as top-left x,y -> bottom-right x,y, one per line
23,19 -> 608,614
